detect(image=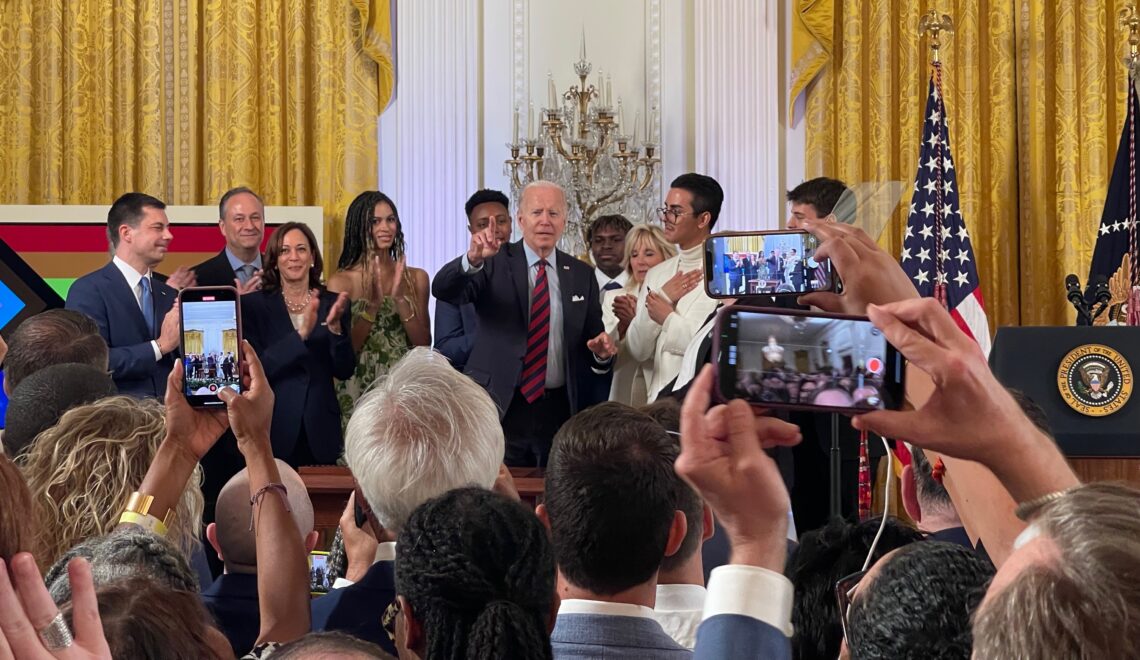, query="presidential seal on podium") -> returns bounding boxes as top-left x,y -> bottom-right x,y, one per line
1058,344 -> 1134,417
